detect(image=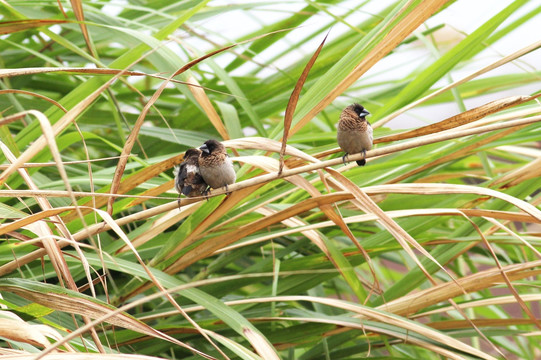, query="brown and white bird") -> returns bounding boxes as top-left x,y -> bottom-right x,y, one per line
198,139 -> 236,192
174,148 -> 208,203
337,103 -> 373,166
